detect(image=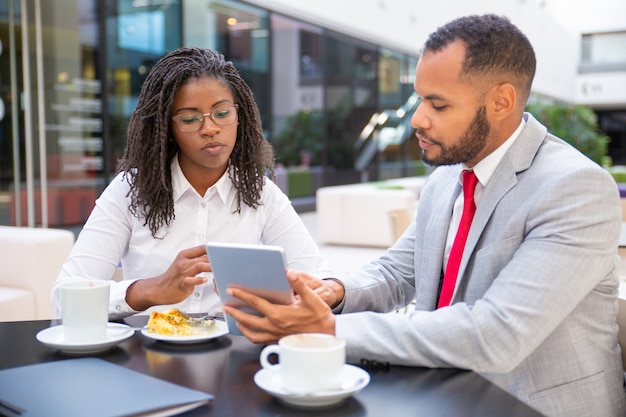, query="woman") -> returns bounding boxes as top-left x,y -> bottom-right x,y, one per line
52,47 -> 332,320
